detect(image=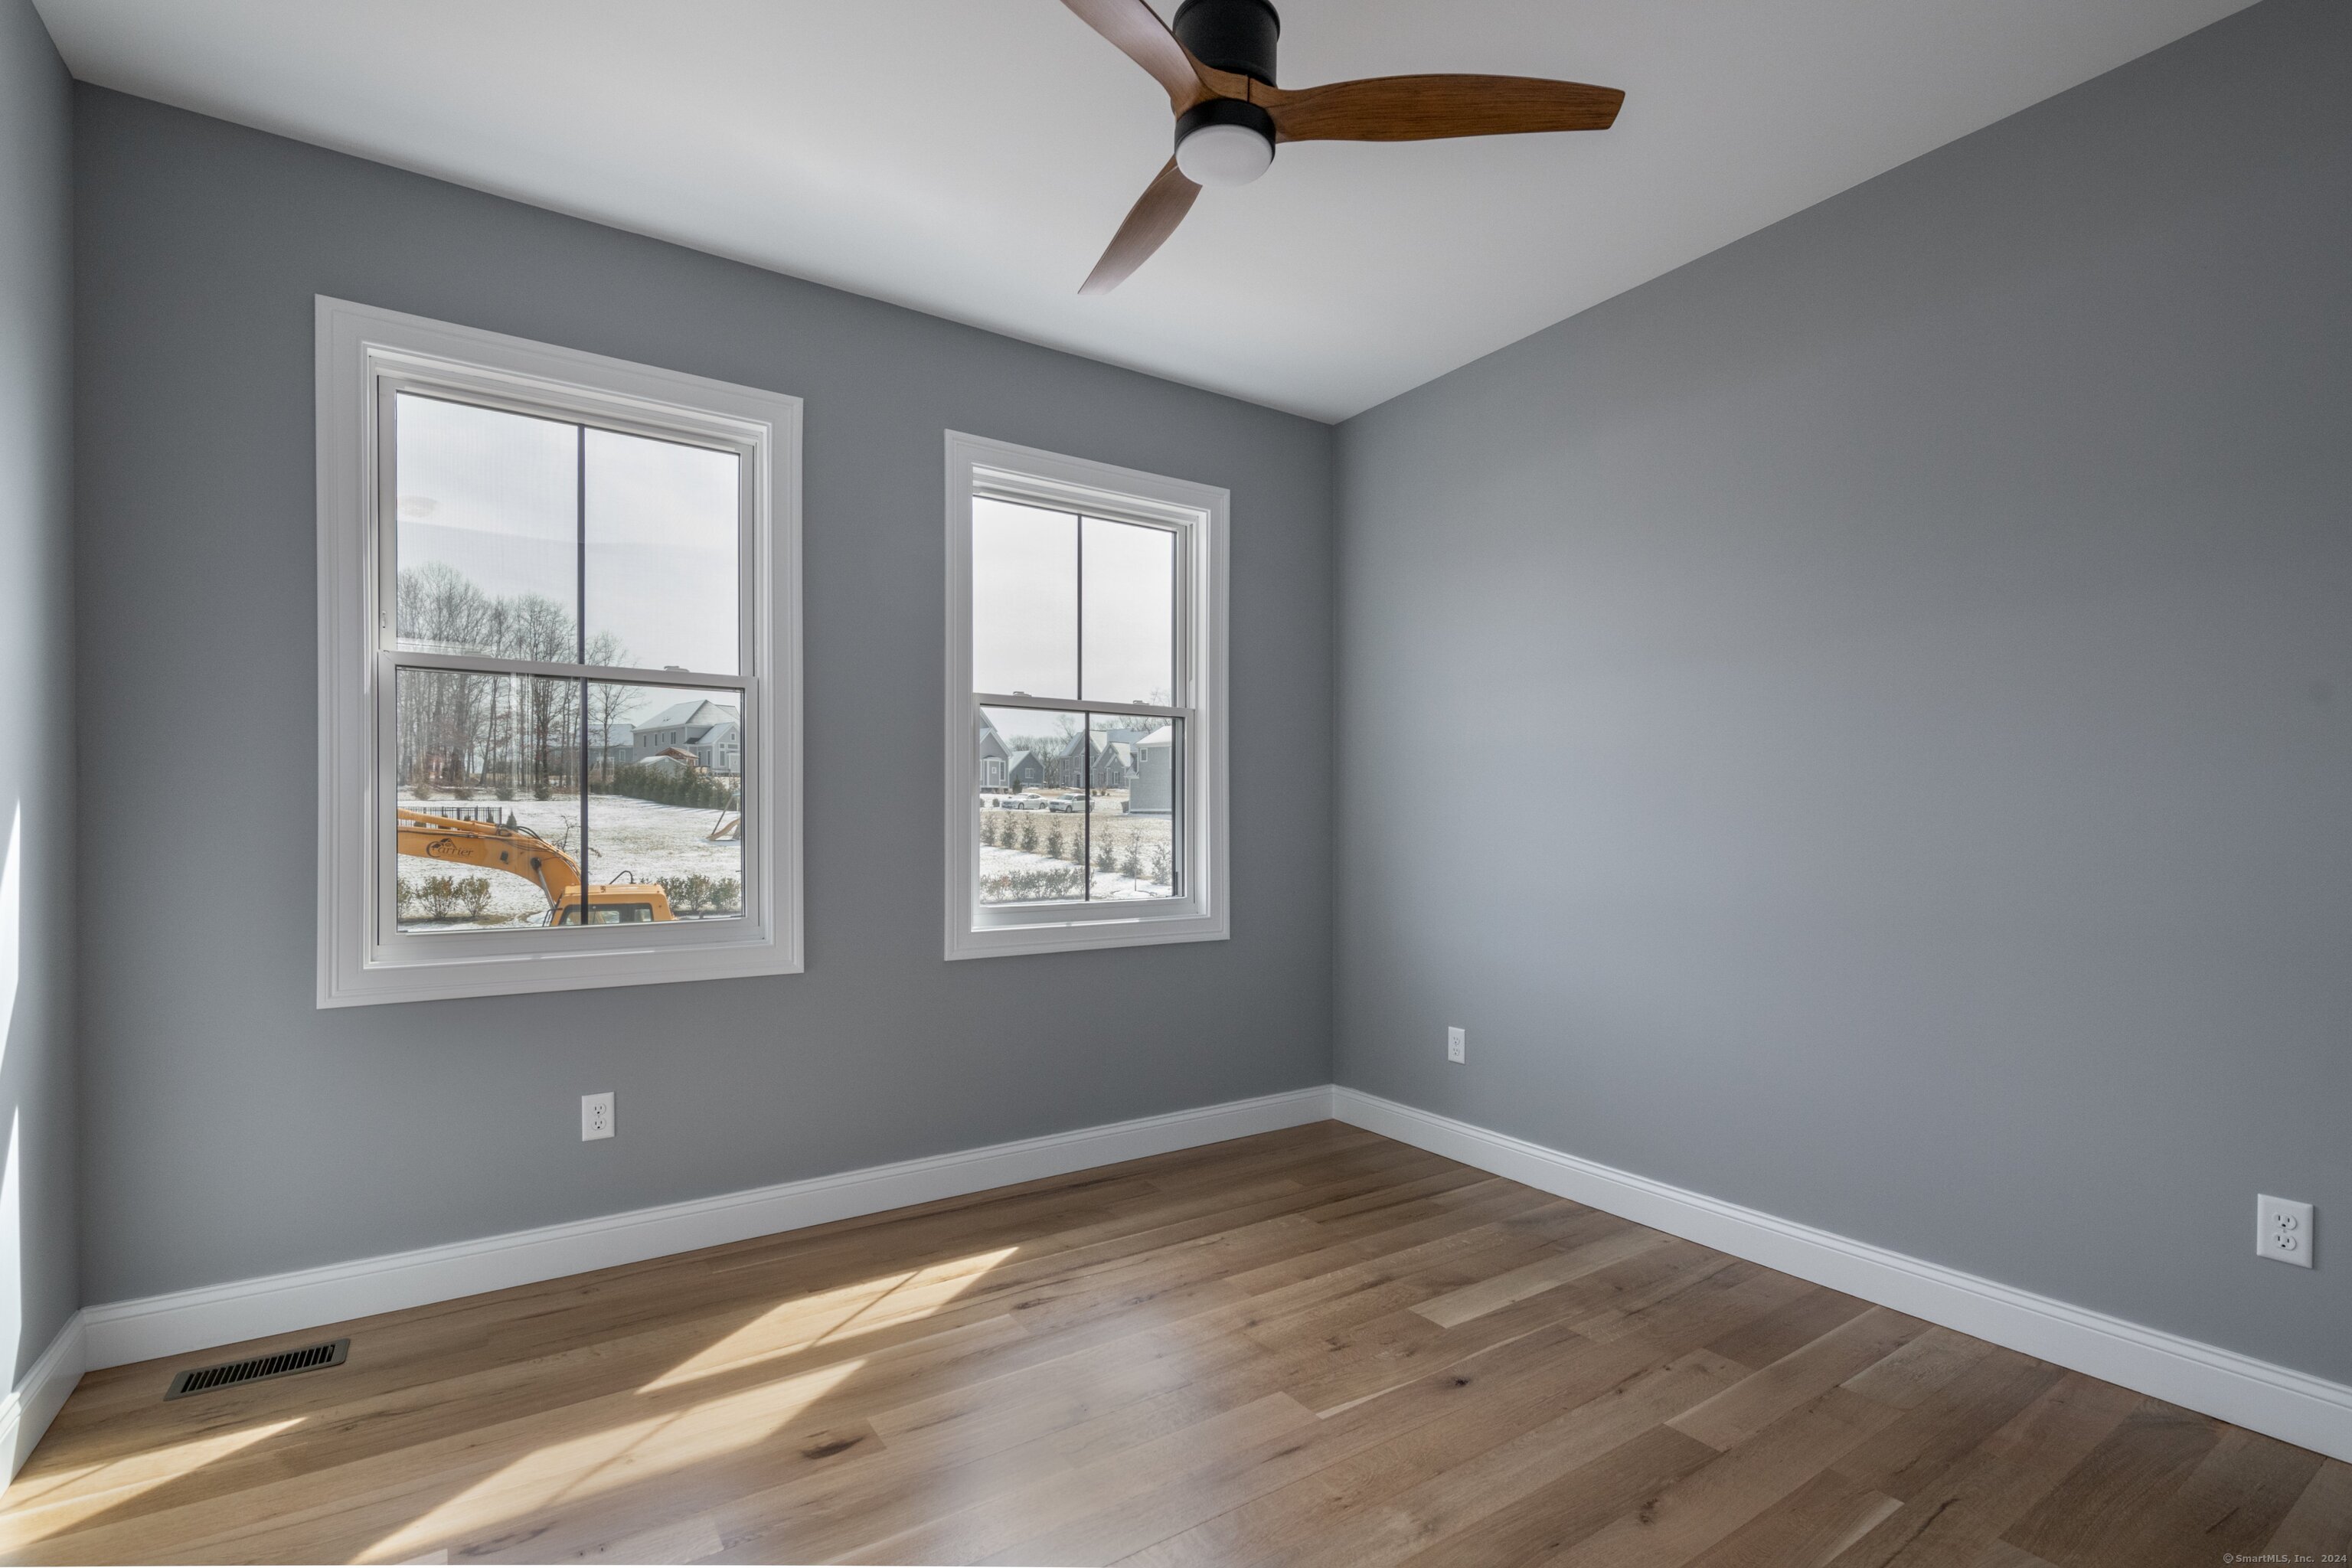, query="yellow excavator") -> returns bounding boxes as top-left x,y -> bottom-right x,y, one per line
397,808 -> 675,924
